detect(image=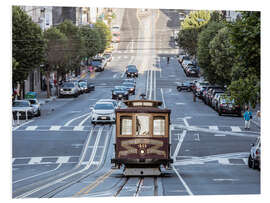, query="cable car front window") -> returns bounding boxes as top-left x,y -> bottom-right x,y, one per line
153,116 -> 165,136
136,115 -> 149,136
120,116 -> 132,135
